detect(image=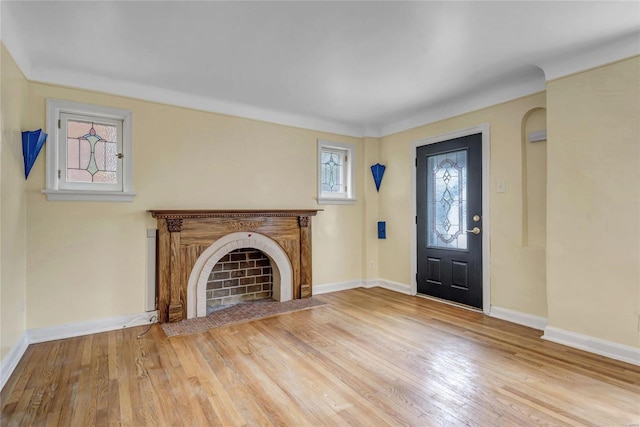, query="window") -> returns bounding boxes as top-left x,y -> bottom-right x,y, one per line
317,140 -> 355,204
44,99 -> 135,201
